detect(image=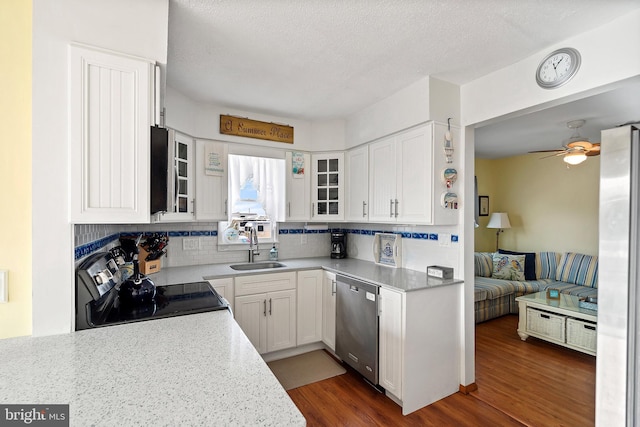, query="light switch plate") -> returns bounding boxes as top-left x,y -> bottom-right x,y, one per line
438,233 -> 451,247
0,270 -> 8,303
